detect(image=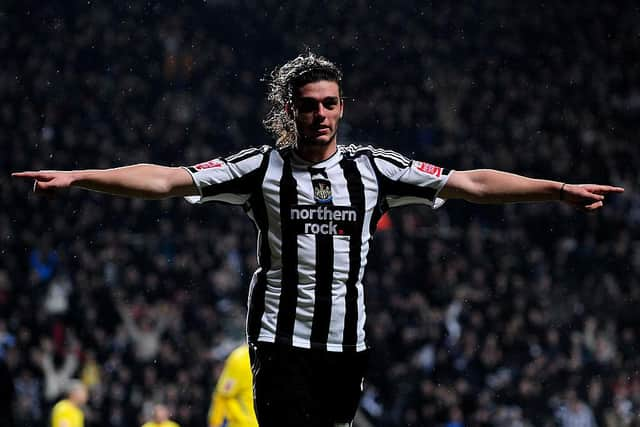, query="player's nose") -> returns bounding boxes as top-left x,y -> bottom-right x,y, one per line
315,103 -> 328,119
